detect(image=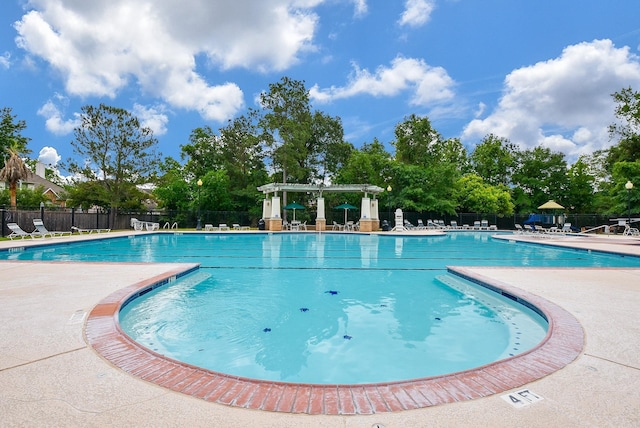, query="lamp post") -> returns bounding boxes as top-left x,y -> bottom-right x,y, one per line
196,179 -> 203,230
626,180 -> 633,226
386,185 -> 392,222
